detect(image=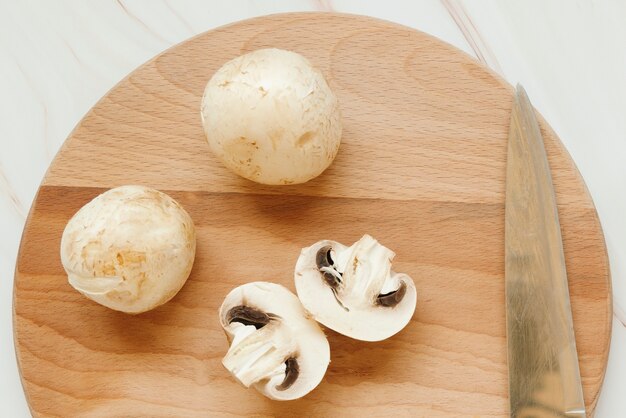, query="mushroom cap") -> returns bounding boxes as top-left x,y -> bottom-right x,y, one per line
294,235 -> 417,342
219,282 -> 330,400
60,185 -> 196,313
201,48 -> 342,185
